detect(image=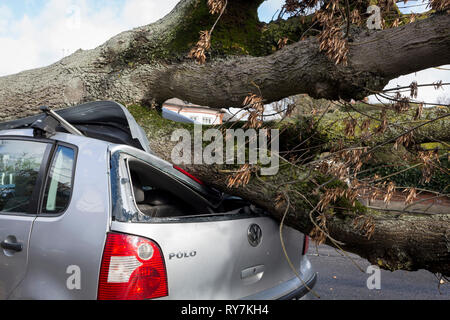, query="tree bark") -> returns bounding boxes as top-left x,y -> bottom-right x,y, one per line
127,105 -> 450,276
0,0 -> 449,121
